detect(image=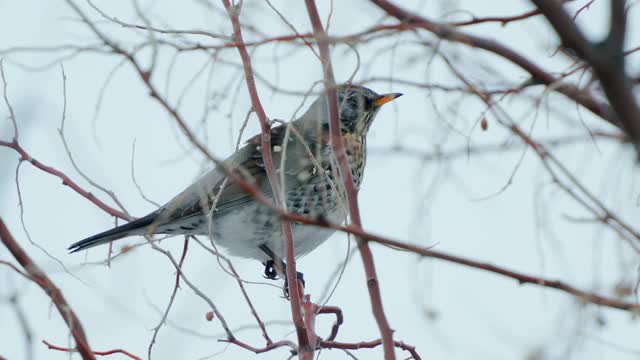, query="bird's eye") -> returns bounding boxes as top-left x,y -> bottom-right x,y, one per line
365,97 -> 374,110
